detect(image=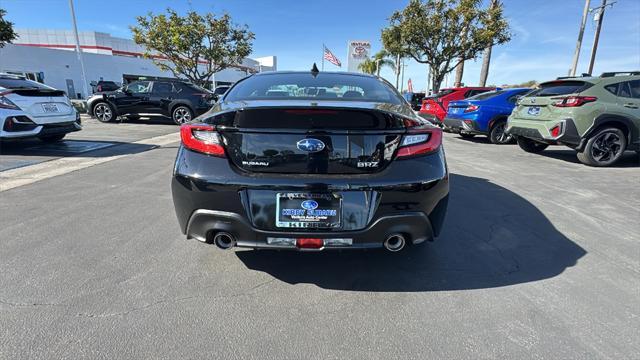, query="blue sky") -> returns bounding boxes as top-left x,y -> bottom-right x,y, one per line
2,0 -> 639,91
